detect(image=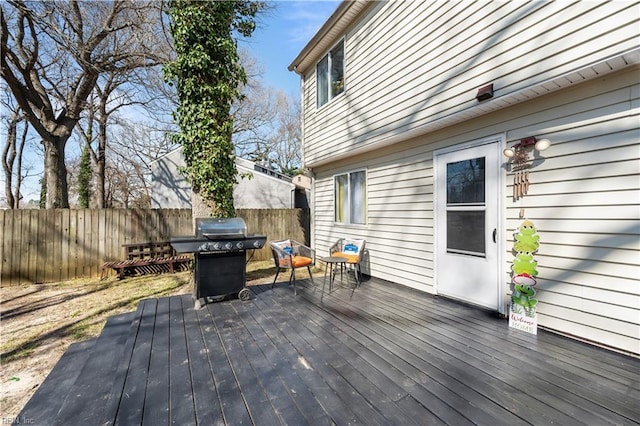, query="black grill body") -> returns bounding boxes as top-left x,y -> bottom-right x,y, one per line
194,251 -> 246,300
171,218 -> 266,308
